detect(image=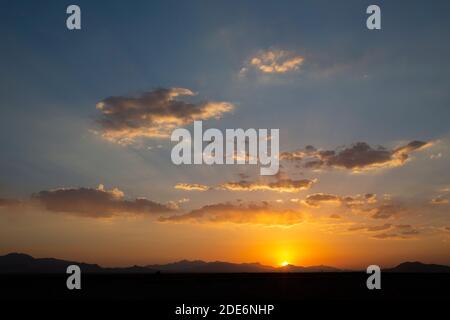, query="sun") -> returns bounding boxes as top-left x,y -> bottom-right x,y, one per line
280,261 -> 290,267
